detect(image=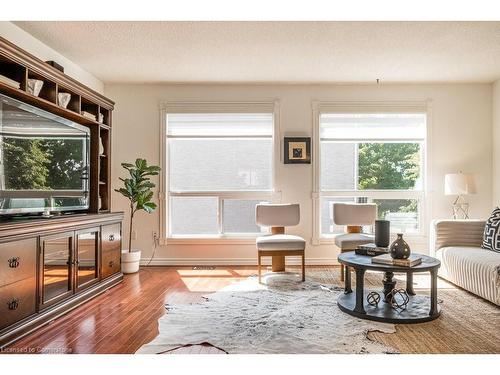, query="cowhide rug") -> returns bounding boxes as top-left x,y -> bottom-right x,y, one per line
137,273 -> 397,354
